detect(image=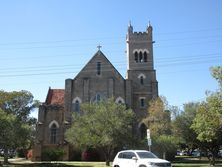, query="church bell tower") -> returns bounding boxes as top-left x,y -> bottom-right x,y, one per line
126,23 -> 158,118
